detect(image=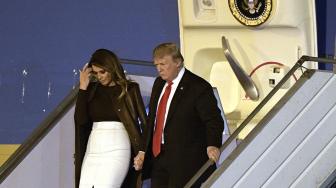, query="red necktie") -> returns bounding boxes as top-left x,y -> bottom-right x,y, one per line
152,81 -> 173,157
